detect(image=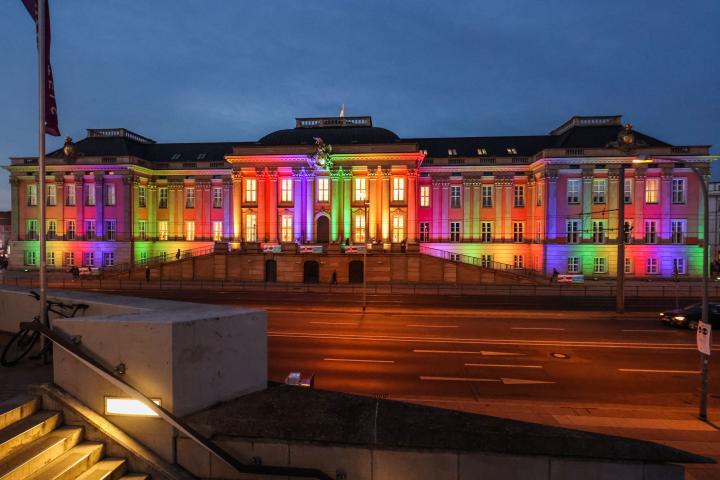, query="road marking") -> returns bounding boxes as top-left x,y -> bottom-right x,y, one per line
618,368 -> 700,374
465,363 -> 543,369
323,358 -> 395,364
407,324 -> 459,328
413,349 -> 526,356
420,376 -> 499,382
621,329 -> 676,333
309,321 -> 360,326
501,378 -> 555,385
511,327 -> 565,331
